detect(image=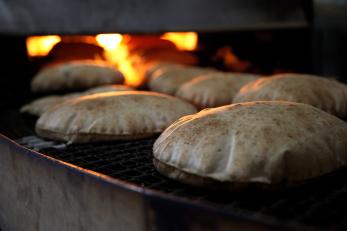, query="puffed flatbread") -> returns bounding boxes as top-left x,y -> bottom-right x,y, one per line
21,85 -> 133,116
176,72 -> 258,109
36,91 -> 197,143
31,60 -> 124,92
153,101 -> 347,190
84,84 -> 133,94
20,96 -> 67,117
233,73 -> 347,117
149,66 -> 215,95
144,62 -> 184,82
